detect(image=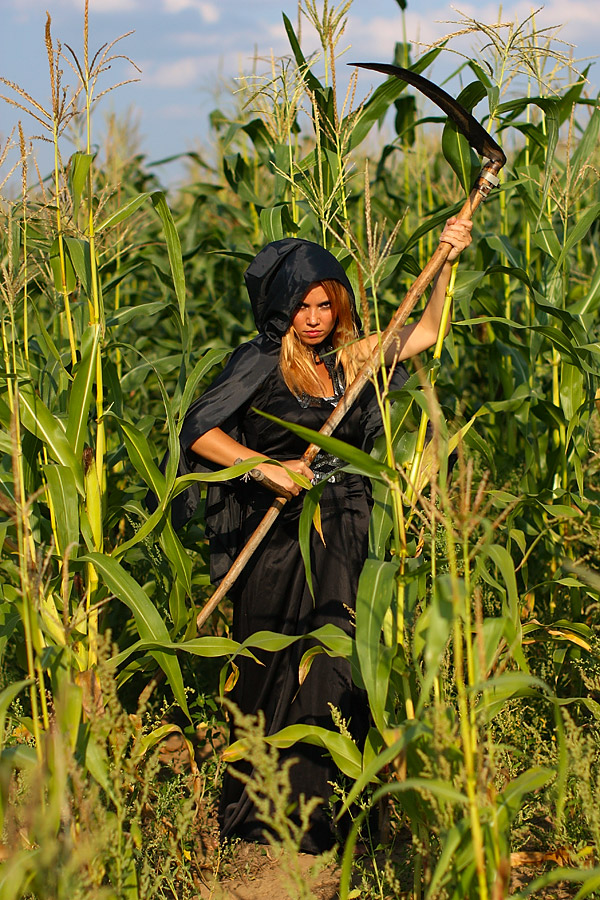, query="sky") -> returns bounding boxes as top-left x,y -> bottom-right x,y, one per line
1,0 -> 599,188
